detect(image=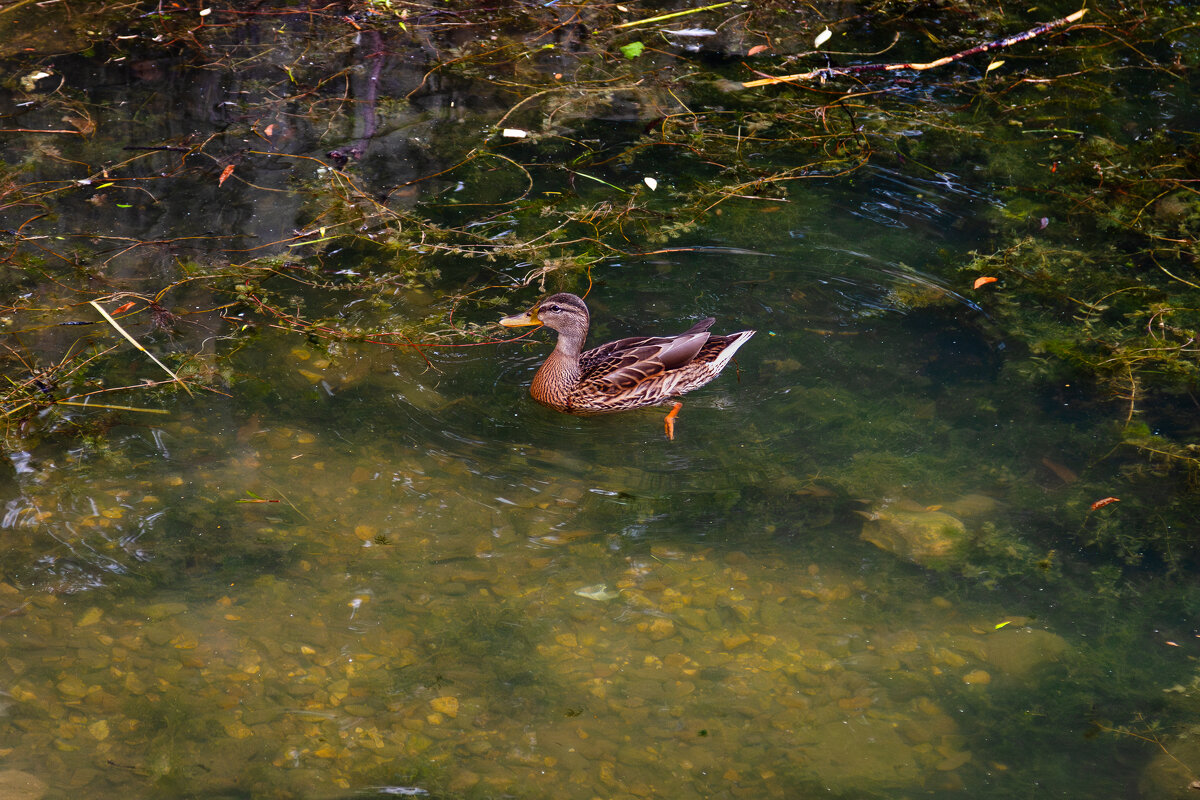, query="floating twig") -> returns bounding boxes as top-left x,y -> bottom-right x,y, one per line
612,2 -> 732,30
53,400 -> 170,414
0,128 -> 85,135
88,300 -> 193,396
741,8 -> 1088,88
0,0 -> 39,15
